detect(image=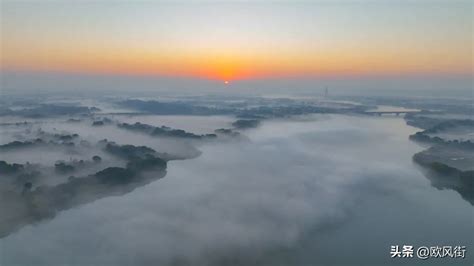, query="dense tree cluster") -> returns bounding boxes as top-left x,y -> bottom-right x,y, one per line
0,161 -> 24,174
118,122 -> 217,139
